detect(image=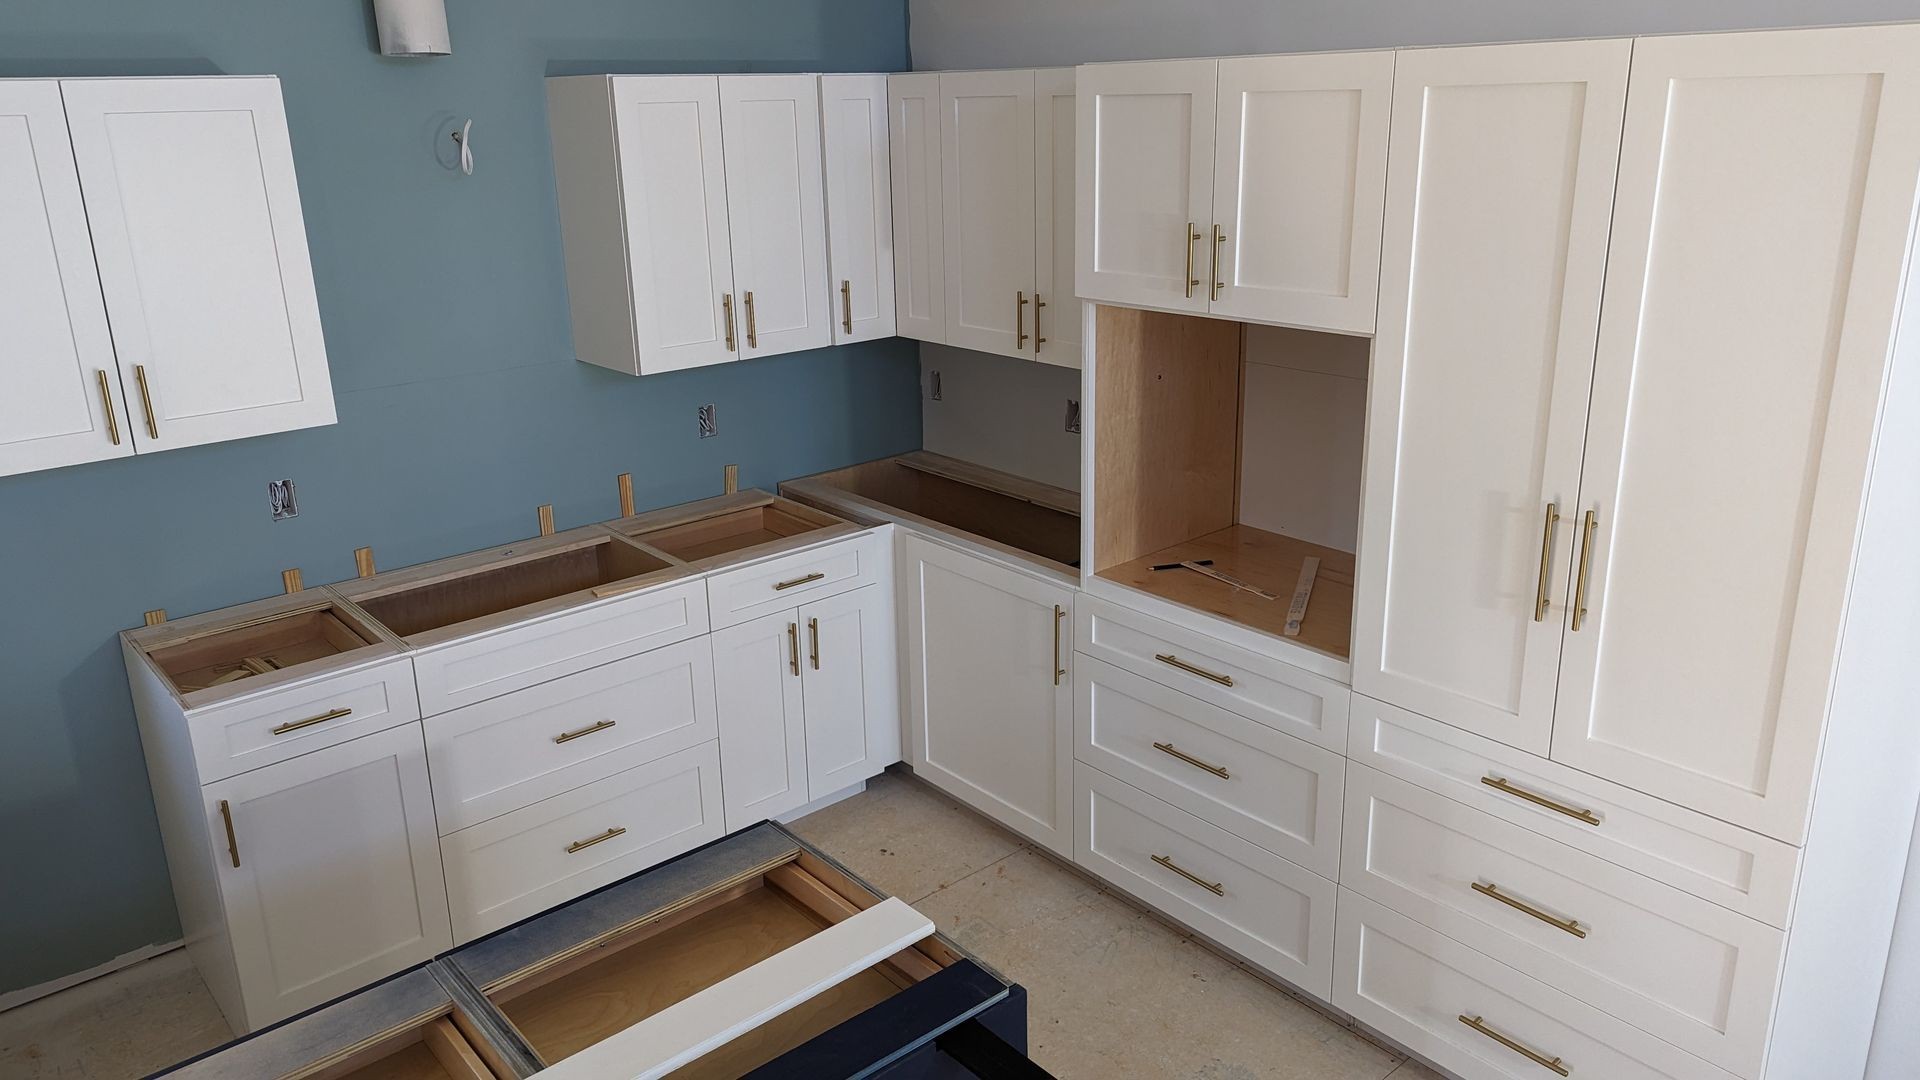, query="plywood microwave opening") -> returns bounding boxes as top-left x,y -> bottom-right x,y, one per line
798,456 -> 1081,568
624,501 -> 838,563
1093,304 -> 1366,659
354,539 -> 672,639
485,853 -> 954,1079
145,603 -> 381,695
299,1012 -> 497,1080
